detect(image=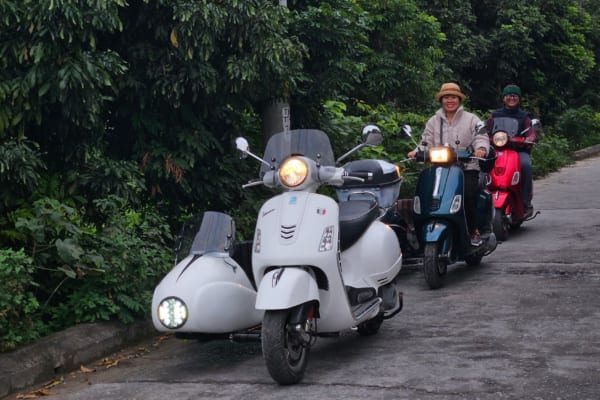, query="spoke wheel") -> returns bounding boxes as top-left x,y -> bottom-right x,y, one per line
262,309 -> 311,385
423,241 -> 448,289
